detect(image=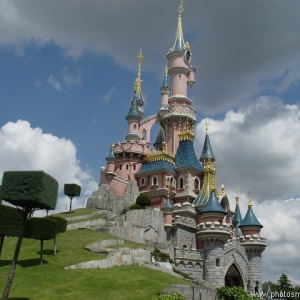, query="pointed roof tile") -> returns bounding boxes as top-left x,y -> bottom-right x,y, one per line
239,206 -> 263,228
200,133 -> 215,162
200,190 -> 227,215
